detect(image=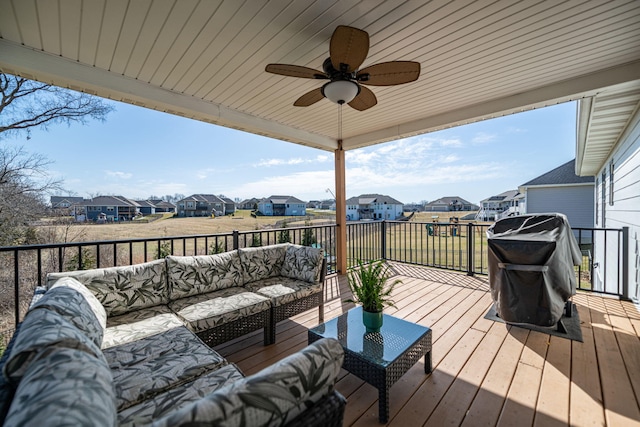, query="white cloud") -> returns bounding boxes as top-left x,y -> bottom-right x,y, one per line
229,169 -> 335,200
255,155 -> 329,167
105,170 -> 132,179
472,132 -> 497,144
